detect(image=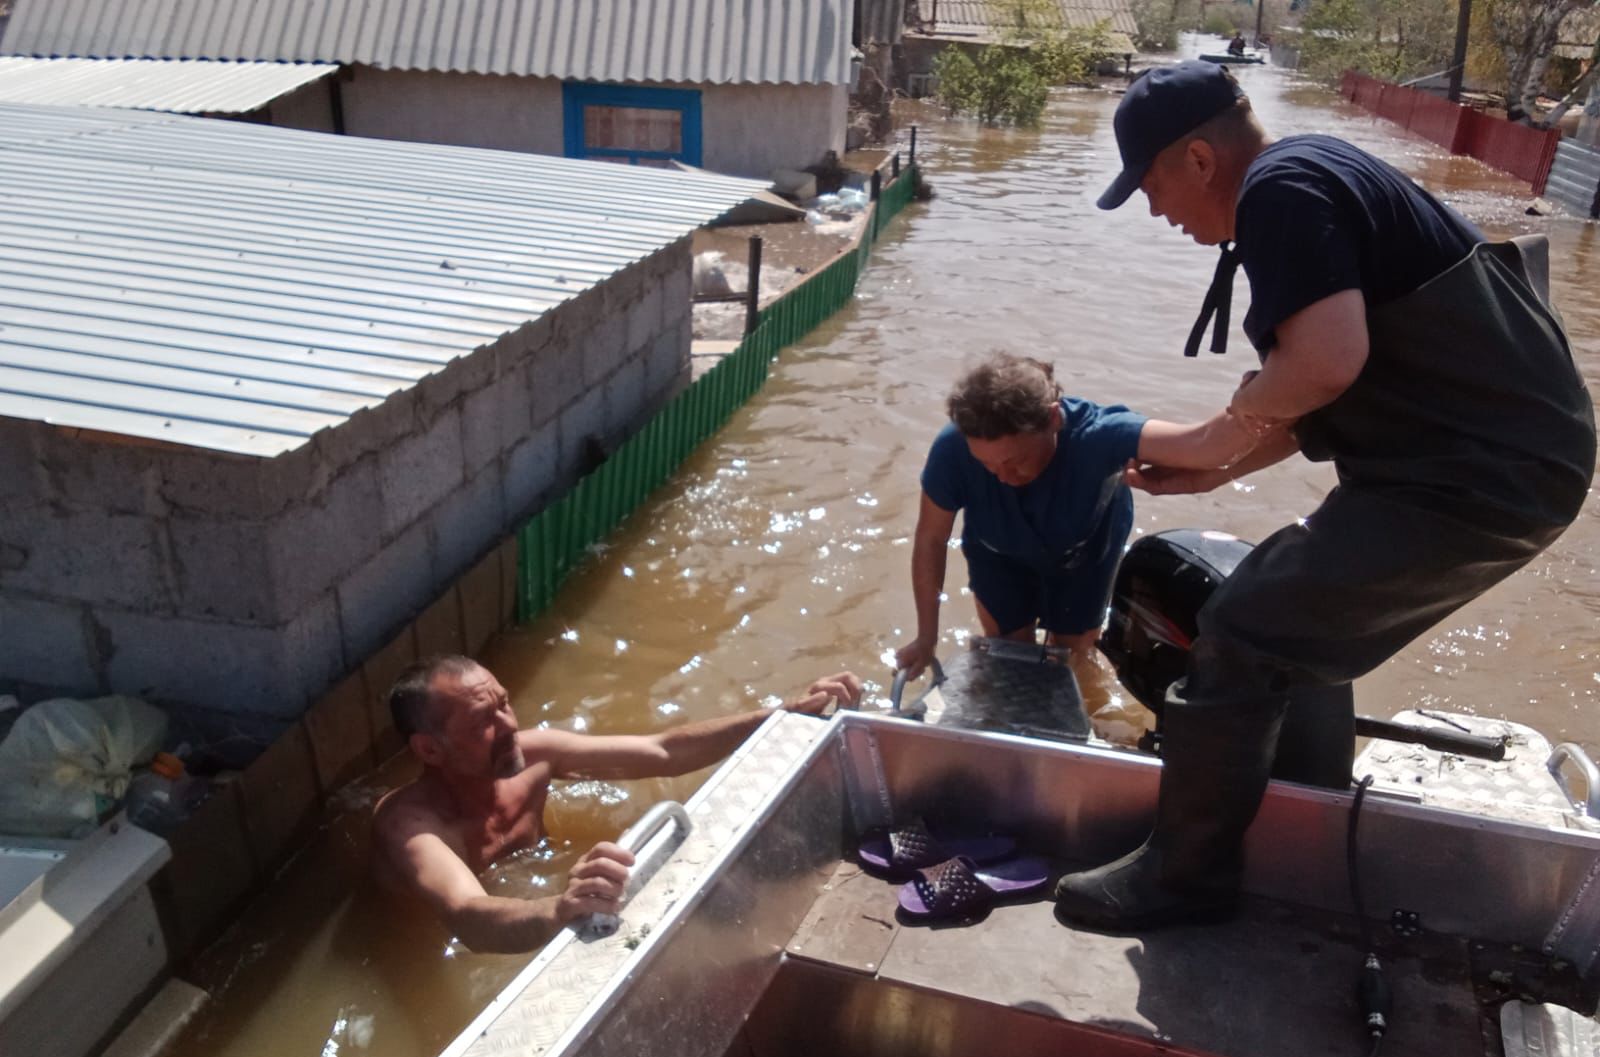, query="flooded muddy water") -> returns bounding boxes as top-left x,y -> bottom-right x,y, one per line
168,50 -> 1600,1057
